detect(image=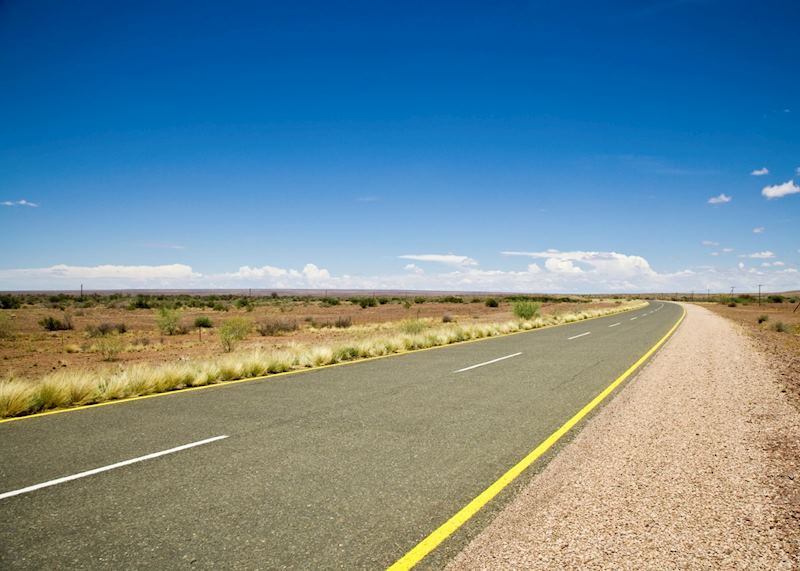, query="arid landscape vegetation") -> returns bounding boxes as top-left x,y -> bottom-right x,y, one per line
0,292 -> 640,418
